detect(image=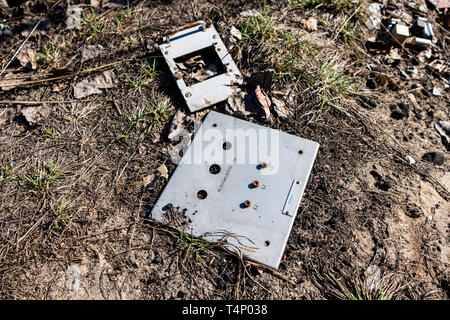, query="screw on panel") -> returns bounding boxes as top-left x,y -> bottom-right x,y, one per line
260,162 -> 267,169
252,180 -> 260,188
185,92 -> 192,98
243,200 -> 251,208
